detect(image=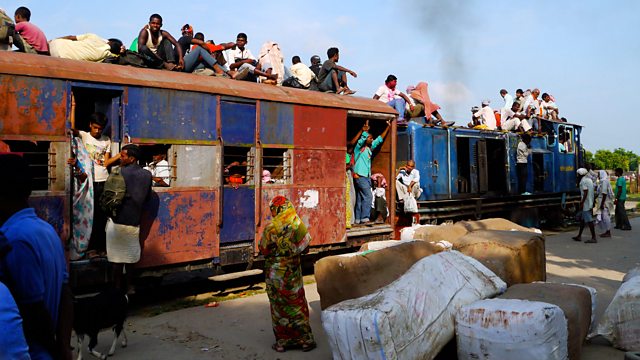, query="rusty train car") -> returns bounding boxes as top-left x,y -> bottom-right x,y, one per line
0,53 -> 398,283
